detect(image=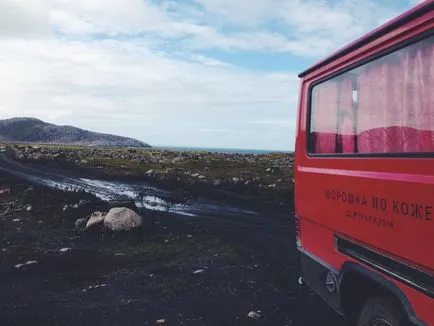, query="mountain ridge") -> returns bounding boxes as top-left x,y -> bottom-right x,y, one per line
0,117 -> 151,148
